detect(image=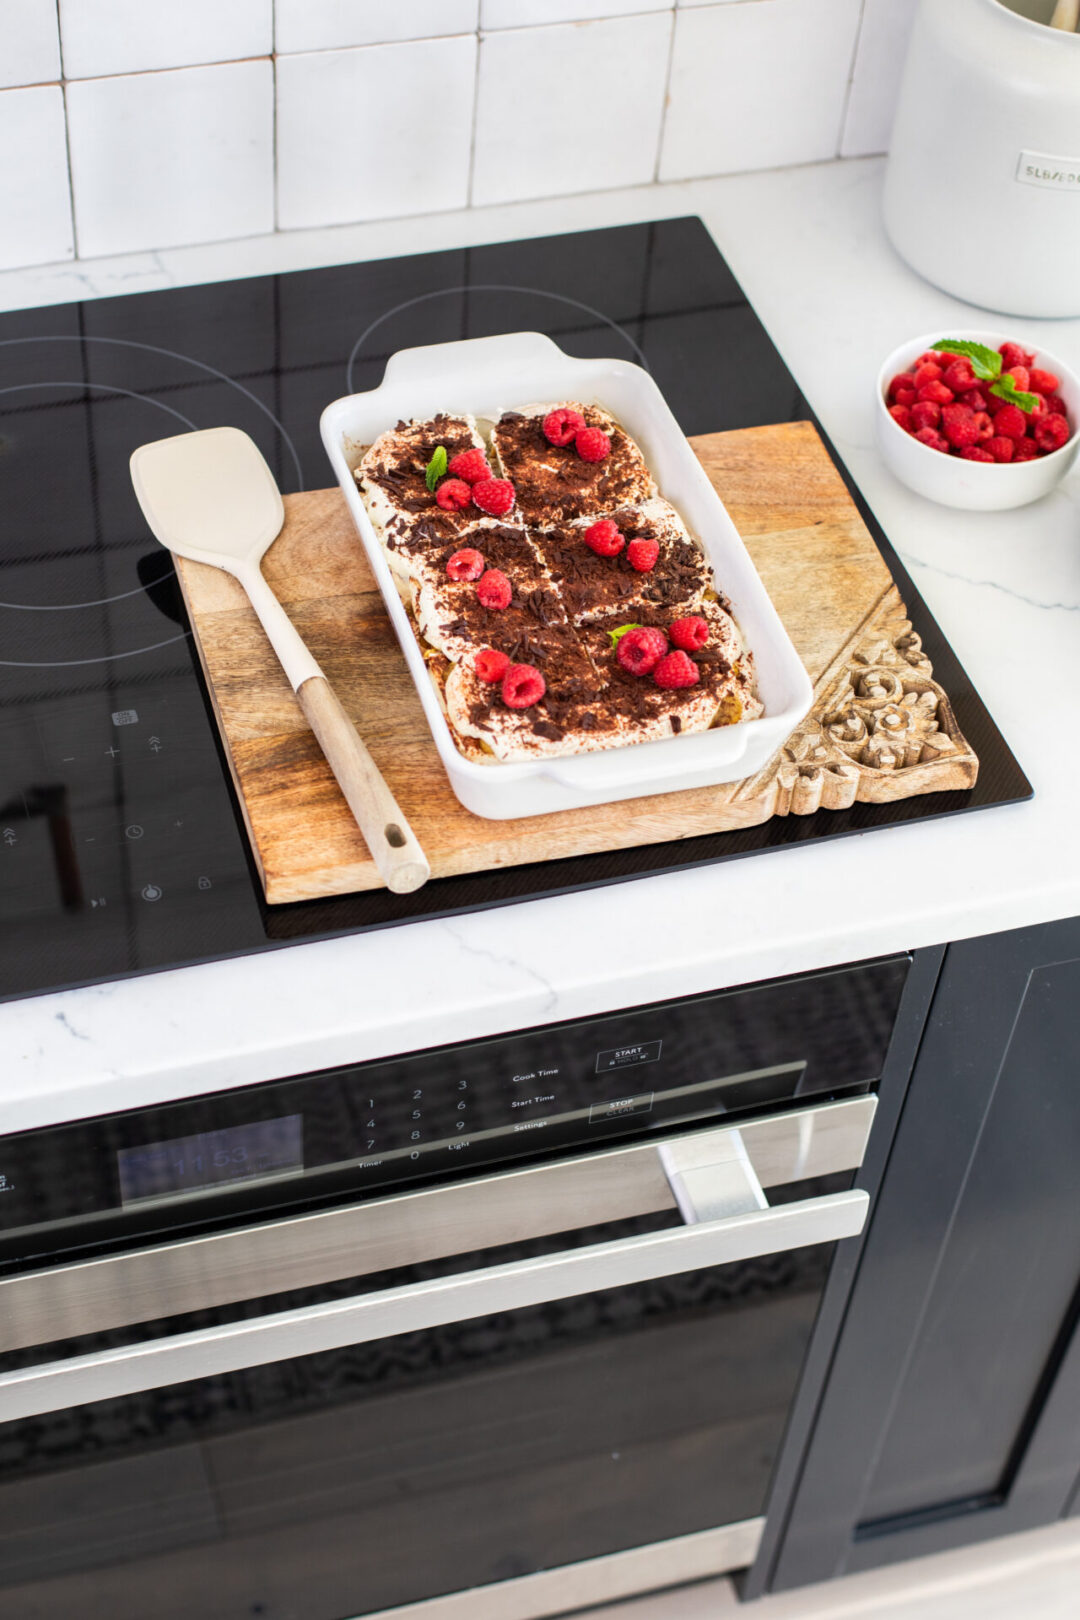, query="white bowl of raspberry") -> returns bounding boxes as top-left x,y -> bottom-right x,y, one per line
875,331 -> 1079,511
